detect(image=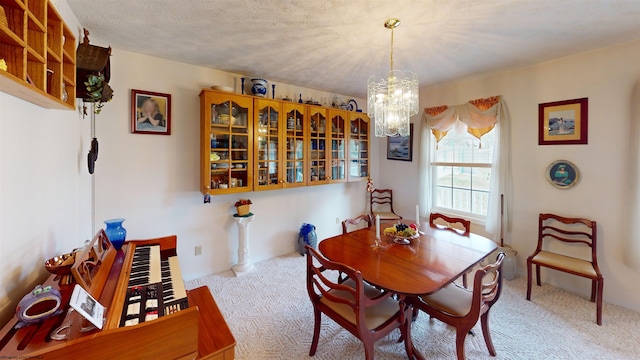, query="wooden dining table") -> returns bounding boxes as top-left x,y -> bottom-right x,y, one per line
318,220 -> 498,360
